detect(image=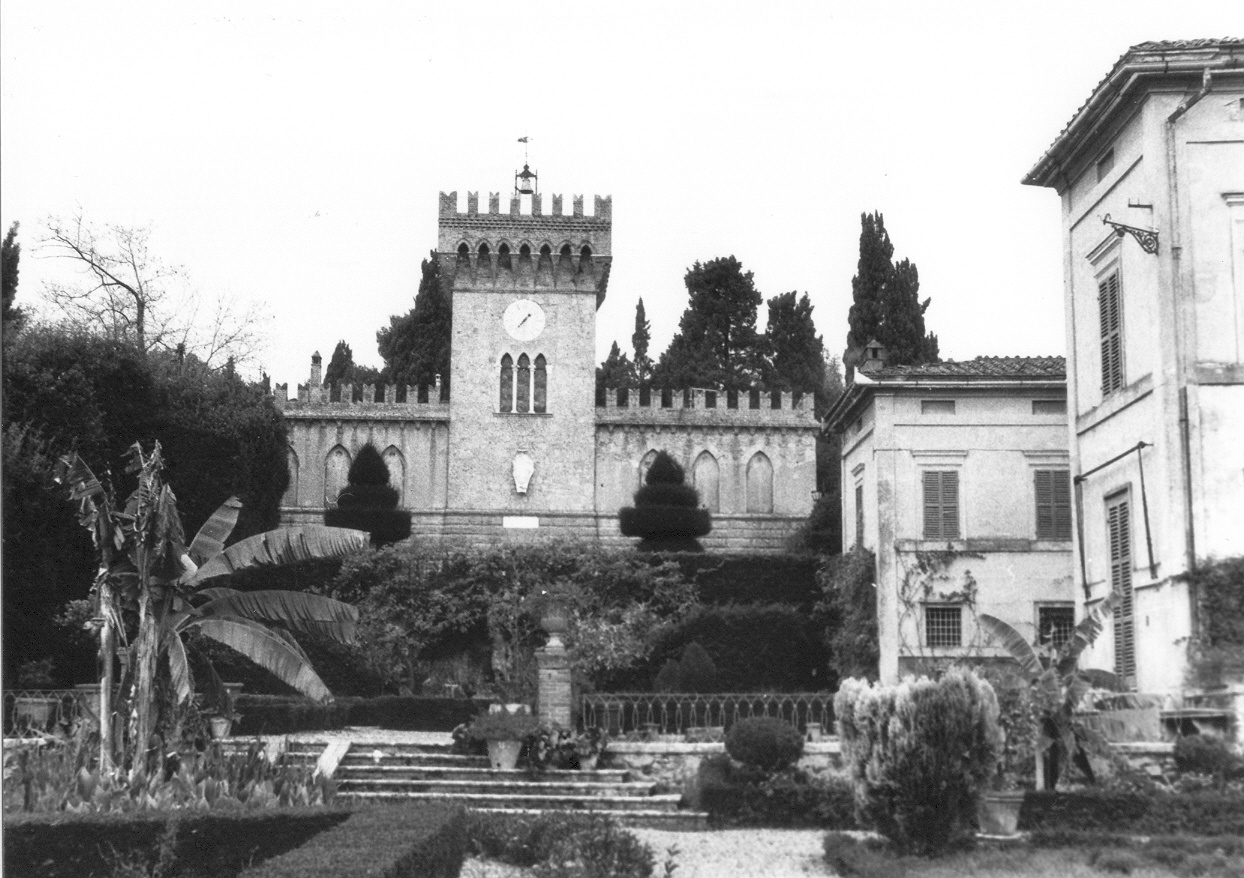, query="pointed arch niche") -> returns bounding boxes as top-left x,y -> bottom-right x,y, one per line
638,449 -> 659,491
324,445 -> 351,507
746,451 -> 774,513
383,445 -> 406,507
283,447 -> 300,507
693,451 -> 720,513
